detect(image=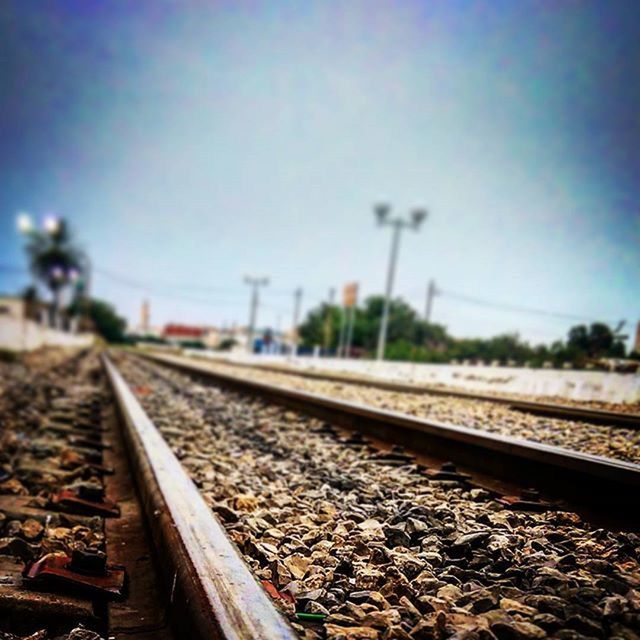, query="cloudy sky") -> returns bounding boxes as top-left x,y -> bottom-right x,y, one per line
1,1 -> 638,344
